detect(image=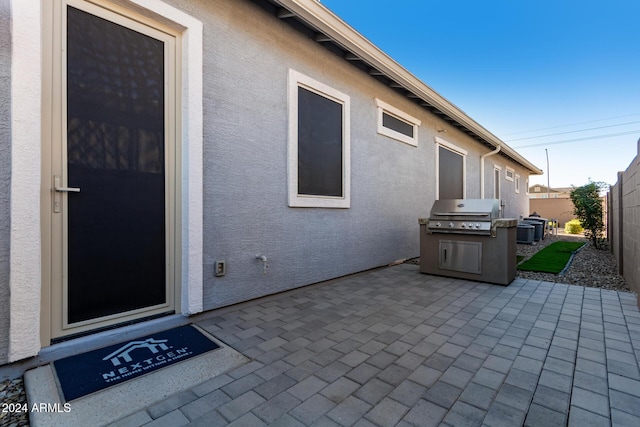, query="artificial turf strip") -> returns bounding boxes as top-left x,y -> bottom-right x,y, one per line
517,241 -> 586,273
